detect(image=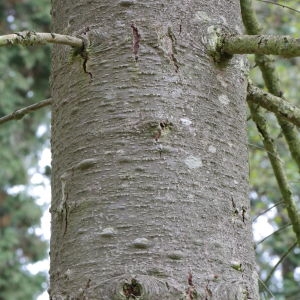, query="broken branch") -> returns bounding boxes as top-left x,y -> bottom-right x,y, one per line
0,32 -> 83,49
